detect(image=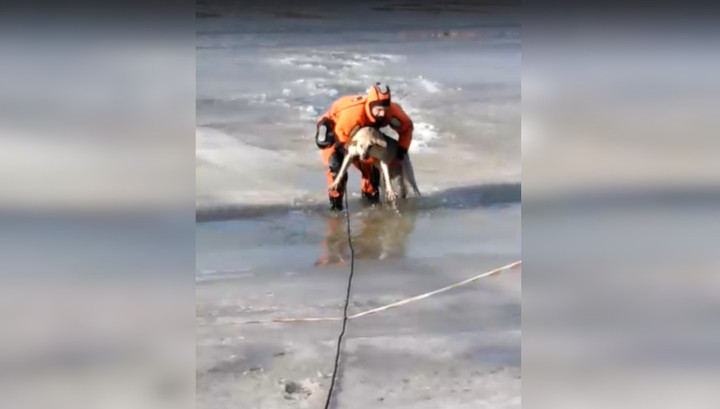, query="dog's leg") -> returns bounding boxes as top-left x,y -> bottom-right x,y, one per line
402,155 -> 422,196
380,161 -> 397,202
377,164 -> 387,198
388,163 -> 407,199
329,150 -> 356,192
398,167 -> 408,199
